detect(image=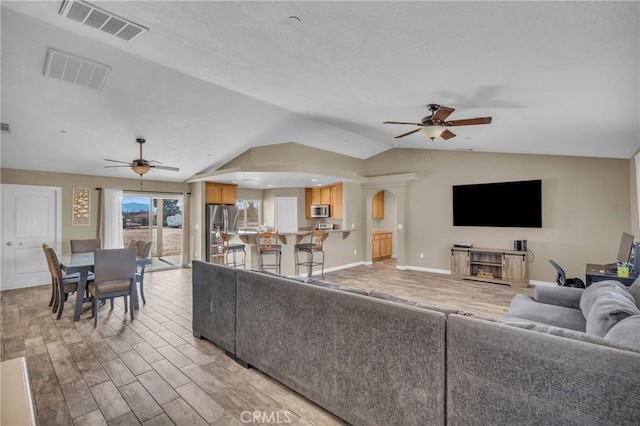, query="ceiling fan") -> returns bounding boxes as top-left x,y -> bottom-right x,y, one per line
383,104 -> 492,140
104,138 -> 179,176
